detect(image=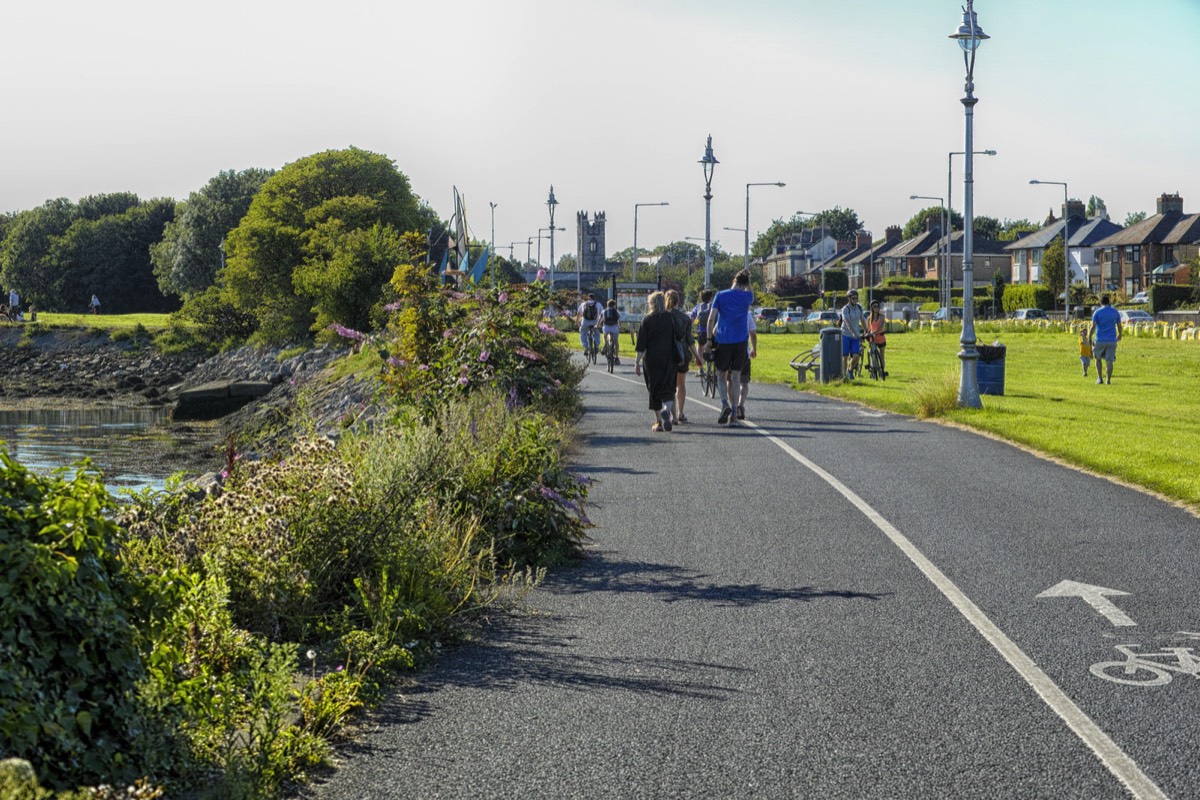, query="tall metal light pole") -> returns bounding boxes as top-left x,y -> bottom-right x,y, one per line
488,202 -> 498,287
1029,179 -> 1071,322
948,149 -> 996,311
699,135 -> 719,289
910,195 -> 945,307
546,186 -> 559,288
526,237 -> 535,269
745,182 -> 785,272
950,0 -> 988,409
633,202 -> 669,282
